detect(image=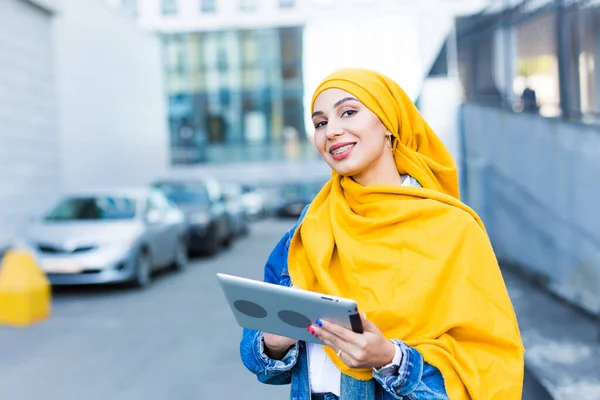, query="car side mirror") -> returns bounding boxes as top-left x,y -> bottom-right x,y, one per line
145,210 -> 163,224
